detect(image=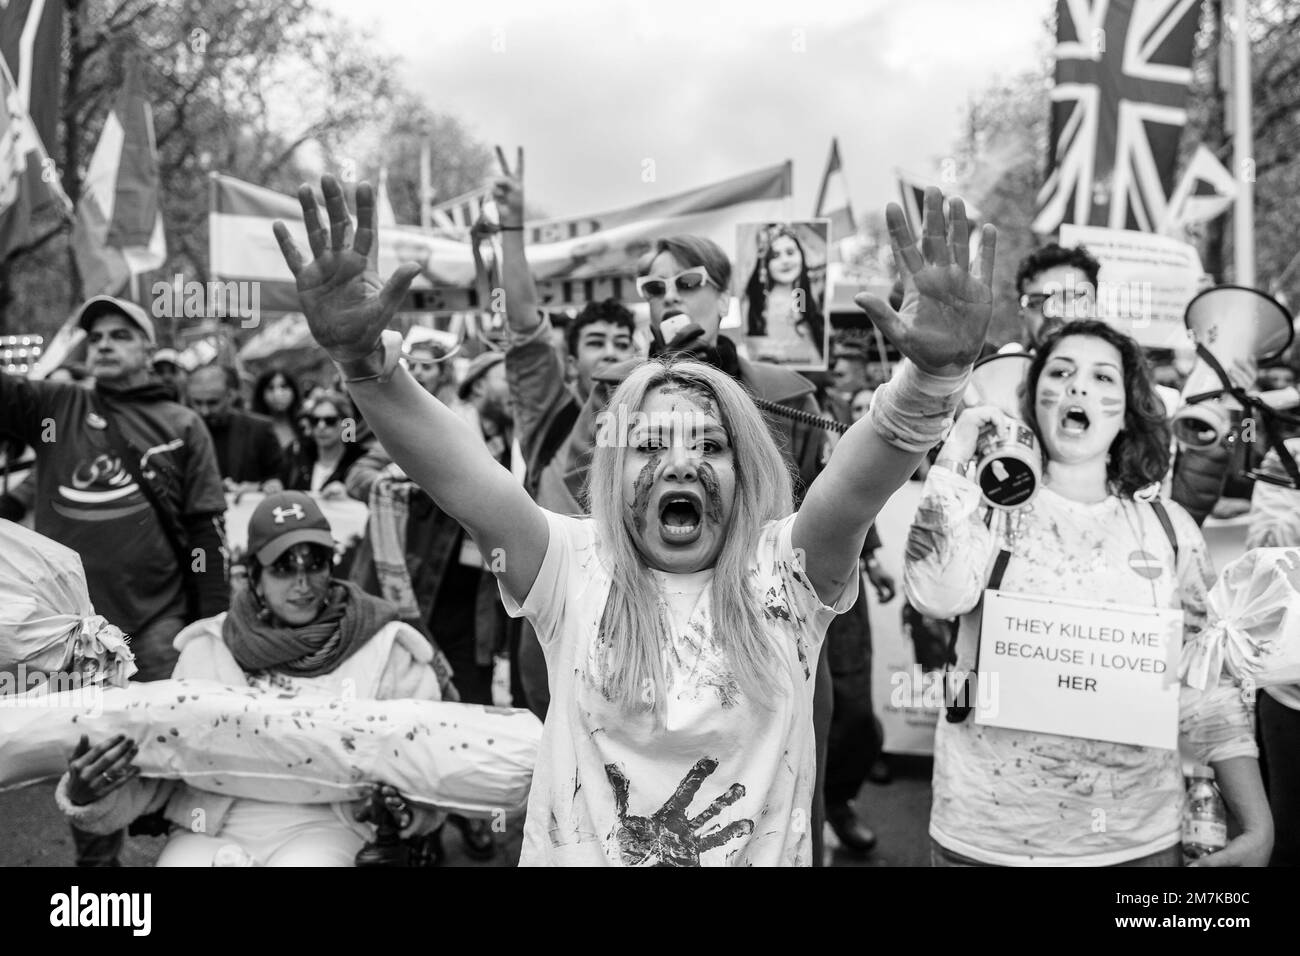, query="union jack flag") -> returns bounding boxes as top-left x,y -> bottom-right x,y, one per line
1034,0 -> 1201,235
